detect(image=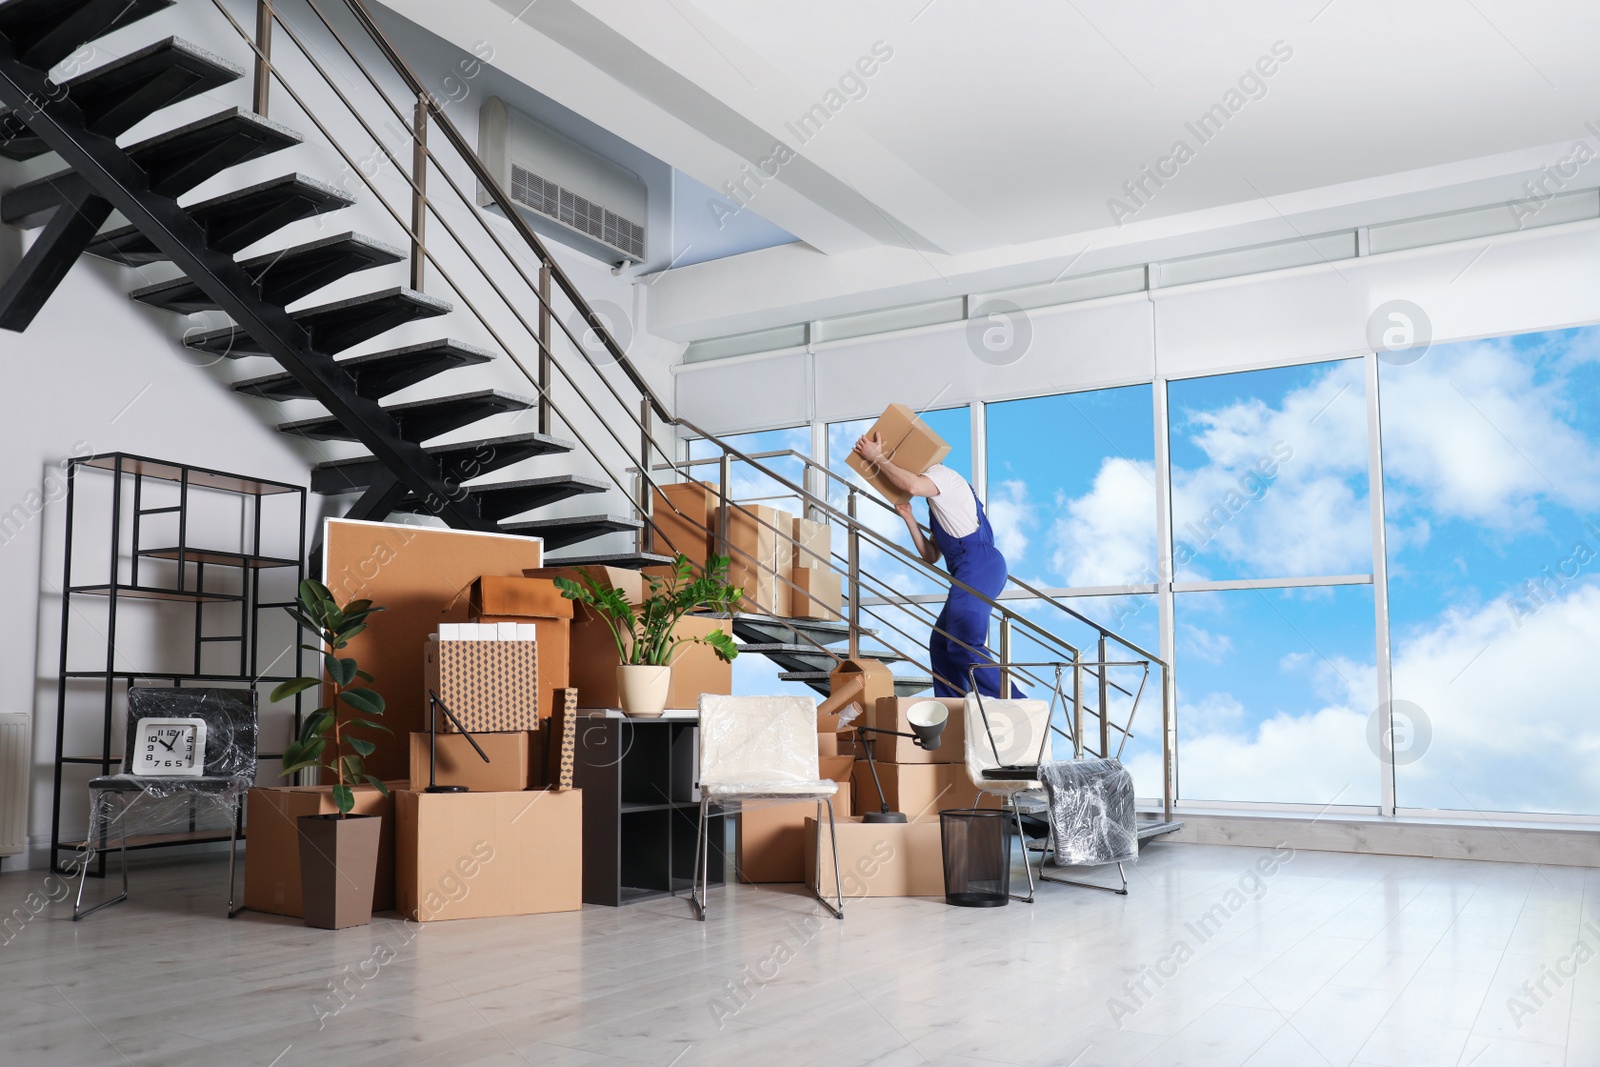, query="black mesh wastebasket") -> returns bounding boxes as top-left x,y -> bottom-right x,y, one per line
940,808 -> 1010,907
